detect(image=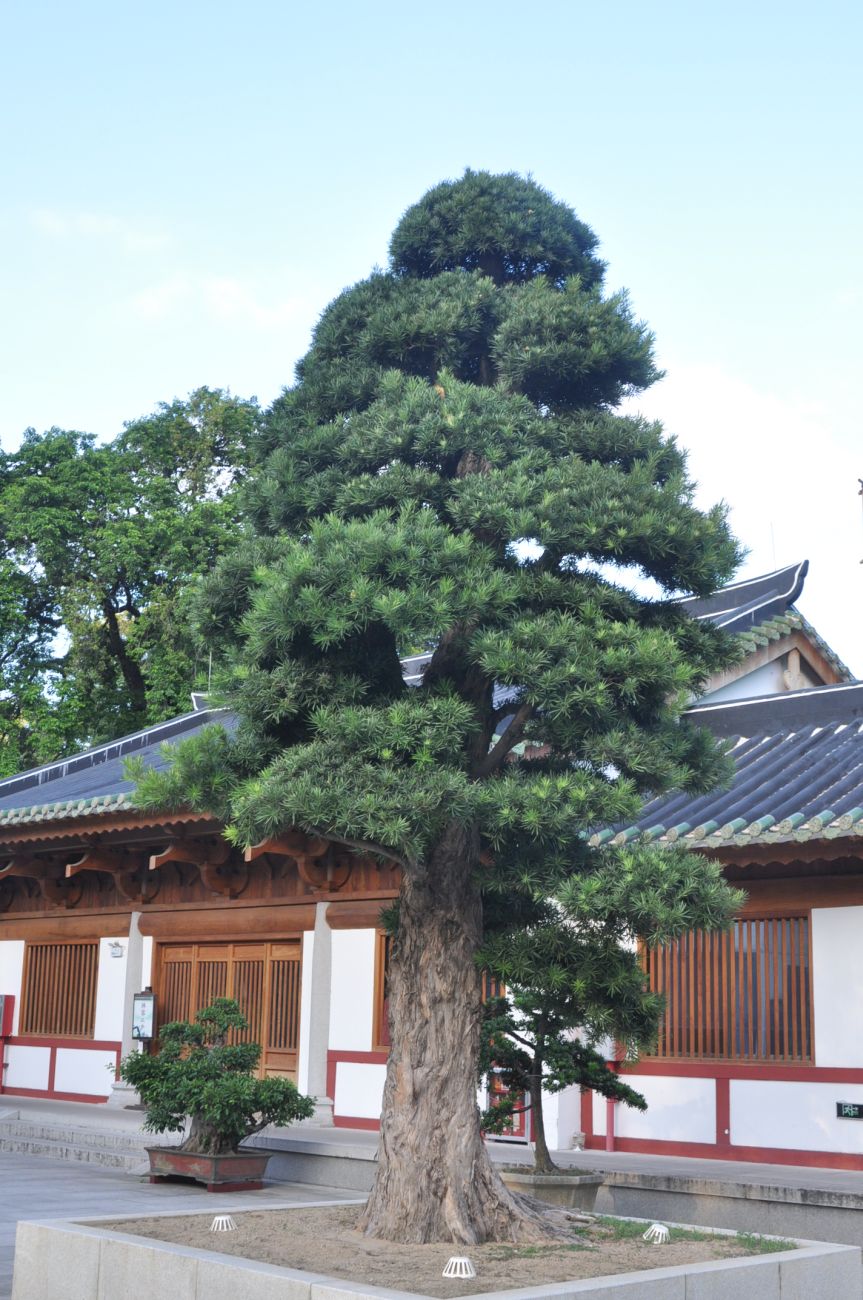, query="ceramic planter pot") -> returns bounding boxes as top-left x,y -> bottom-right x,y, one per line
146,1145 -> 271,1192
499,1168 -> 604,1211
